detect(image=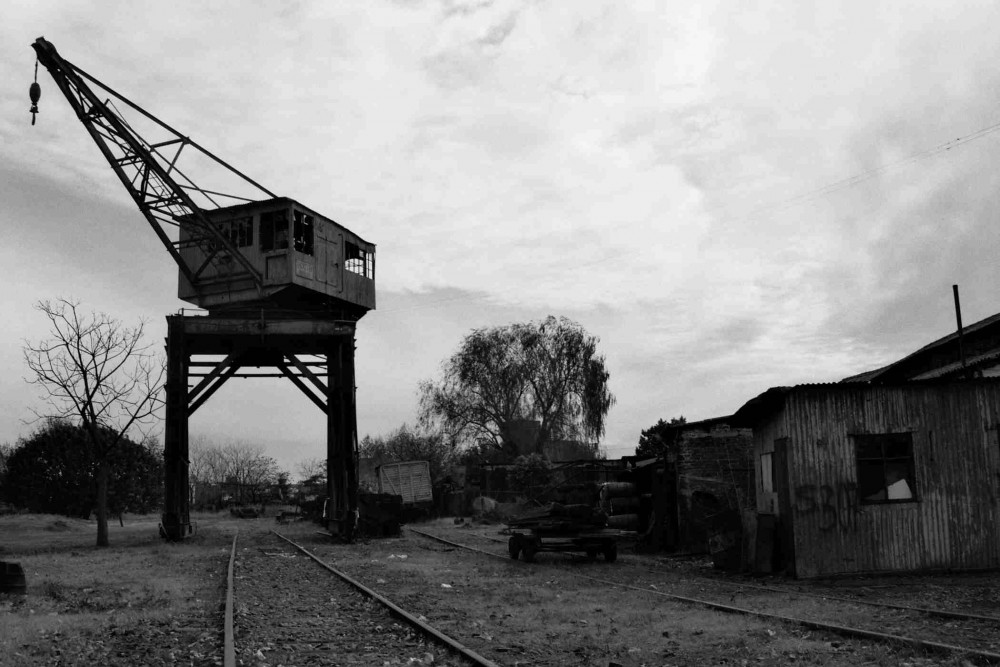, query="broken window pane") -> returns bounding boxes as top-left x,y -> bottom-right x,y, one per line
856,440 -> 883,459
260,210 -> 288,252
345,241 -> 361,274
234,216 -> 252,247
293,210 -> 314,255
344,241 -> 374,279
857,459 -> 886,499
883,436 -> 912,460
218,216 -> 253,248
260,213 -> 273,252
853,433 -> 915,503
